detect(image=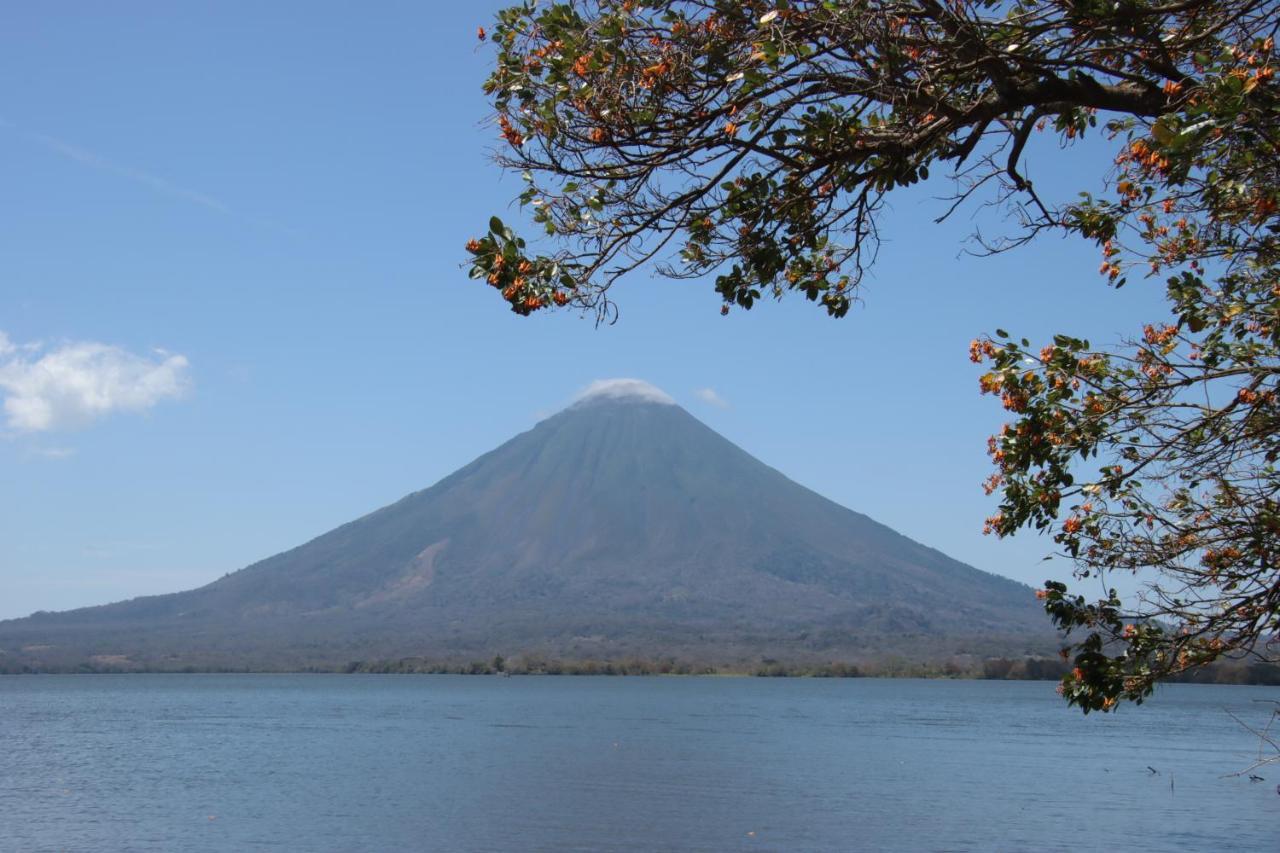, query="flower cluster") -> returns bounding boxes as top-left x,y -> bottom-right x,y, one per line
466,219 -> 577,315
